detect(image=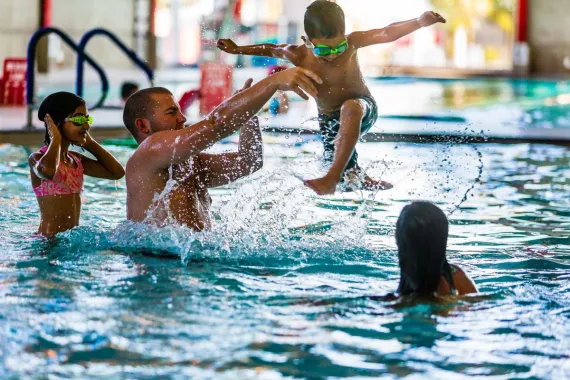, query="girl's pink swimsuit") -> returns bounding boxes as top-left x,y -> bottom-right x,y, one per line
33,146 -> 84,197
